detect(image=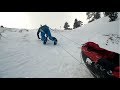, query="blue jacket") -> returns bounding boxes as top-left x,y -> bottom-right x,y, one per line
40,25 -> 49,33
37,25 -> 51,39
